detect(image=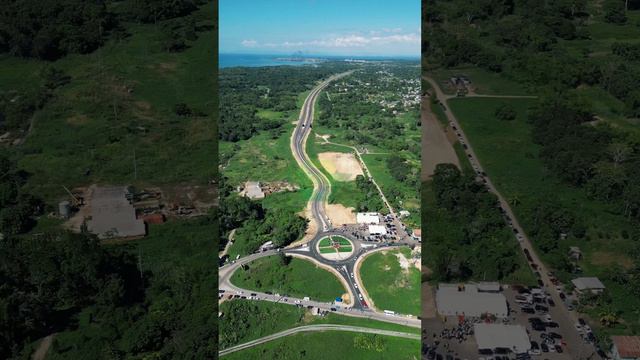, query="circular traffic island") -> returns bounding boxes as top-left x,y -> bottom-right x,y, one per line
316,235 -> 355,261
